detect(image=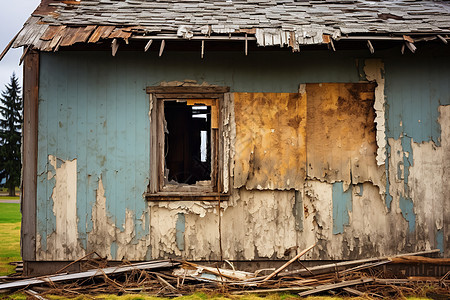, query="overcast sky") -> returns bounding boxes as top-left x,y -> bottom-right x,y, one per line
0,0 -> 41,92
